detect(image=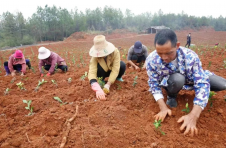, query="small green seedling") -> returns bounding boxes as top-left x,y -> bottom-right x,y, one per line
51,79 -> 58,87
68,78 -> 72,83
116,83 -> 121,90
209,91 -> 216,107
16,82 -> 26,90
97,77 -> 105,88
23,100 -> 33,116
4,88 -> 10,95
10,77 -> 16,83
53,97 -> 67,105
81,71 -> 88,80
35,79 -> 47,91
182,103 -> 190,113
154,120 -> 165,135
132,76 -> 138,87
